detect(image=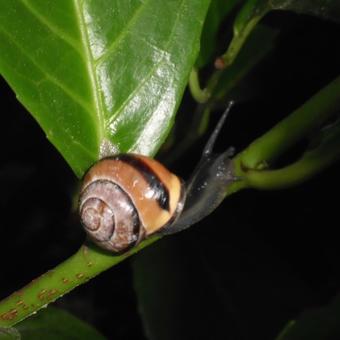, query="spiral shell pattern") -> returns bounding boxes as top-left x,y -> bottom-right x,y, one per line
79,154 -> 185,253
